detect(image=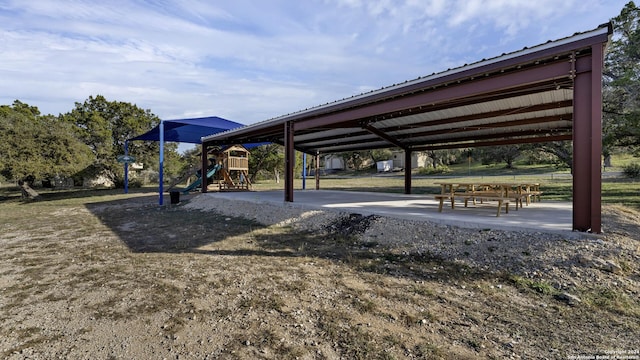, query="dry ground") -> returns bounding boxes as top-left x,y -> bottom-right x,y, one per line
0,191 -> 639,359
